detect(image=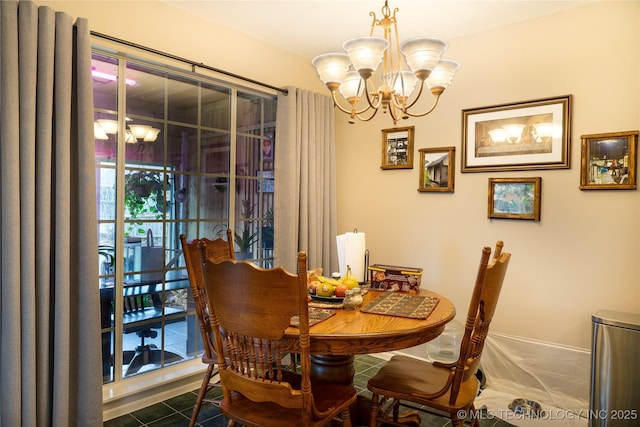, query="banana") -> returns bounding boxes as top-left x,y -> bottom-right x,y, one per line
342,265 -> 359,289
317,275 -> 341,287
